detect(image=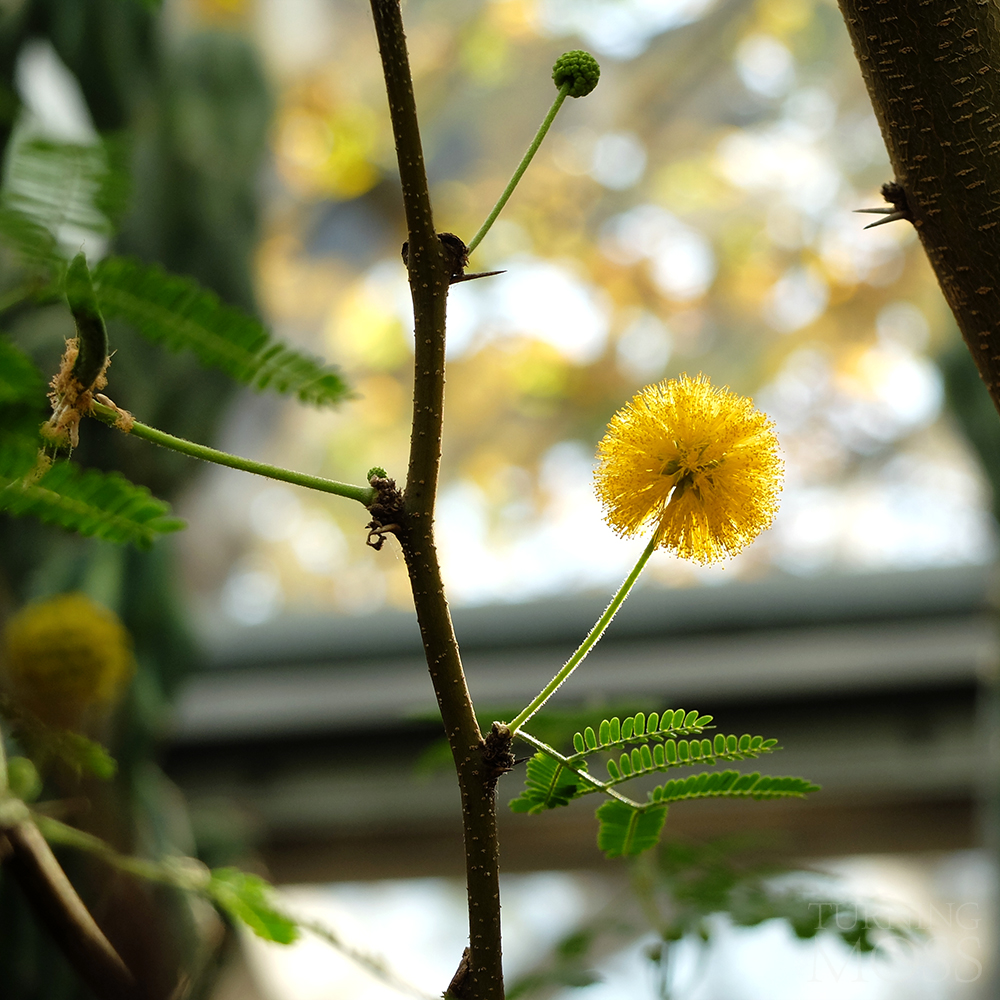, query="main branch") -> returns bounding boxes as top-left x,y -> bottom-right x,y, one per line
367,2 -> 507,997
837,1 -> 1000,413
